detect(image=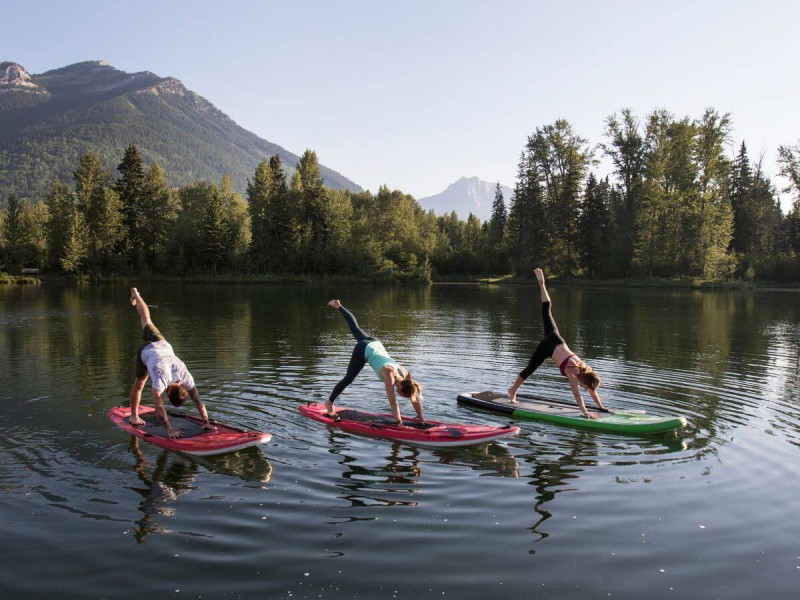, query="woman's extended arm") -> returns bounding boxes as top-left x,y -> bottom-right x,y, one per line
384,375 -> 403,425
567,374 -> 597,419
587,387 -> 607,411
